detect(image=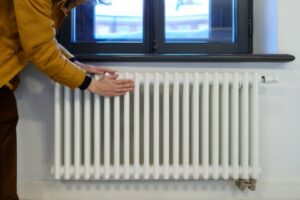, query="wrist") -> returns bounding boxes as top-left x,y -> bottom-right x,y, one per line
87,78 -> 97,93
